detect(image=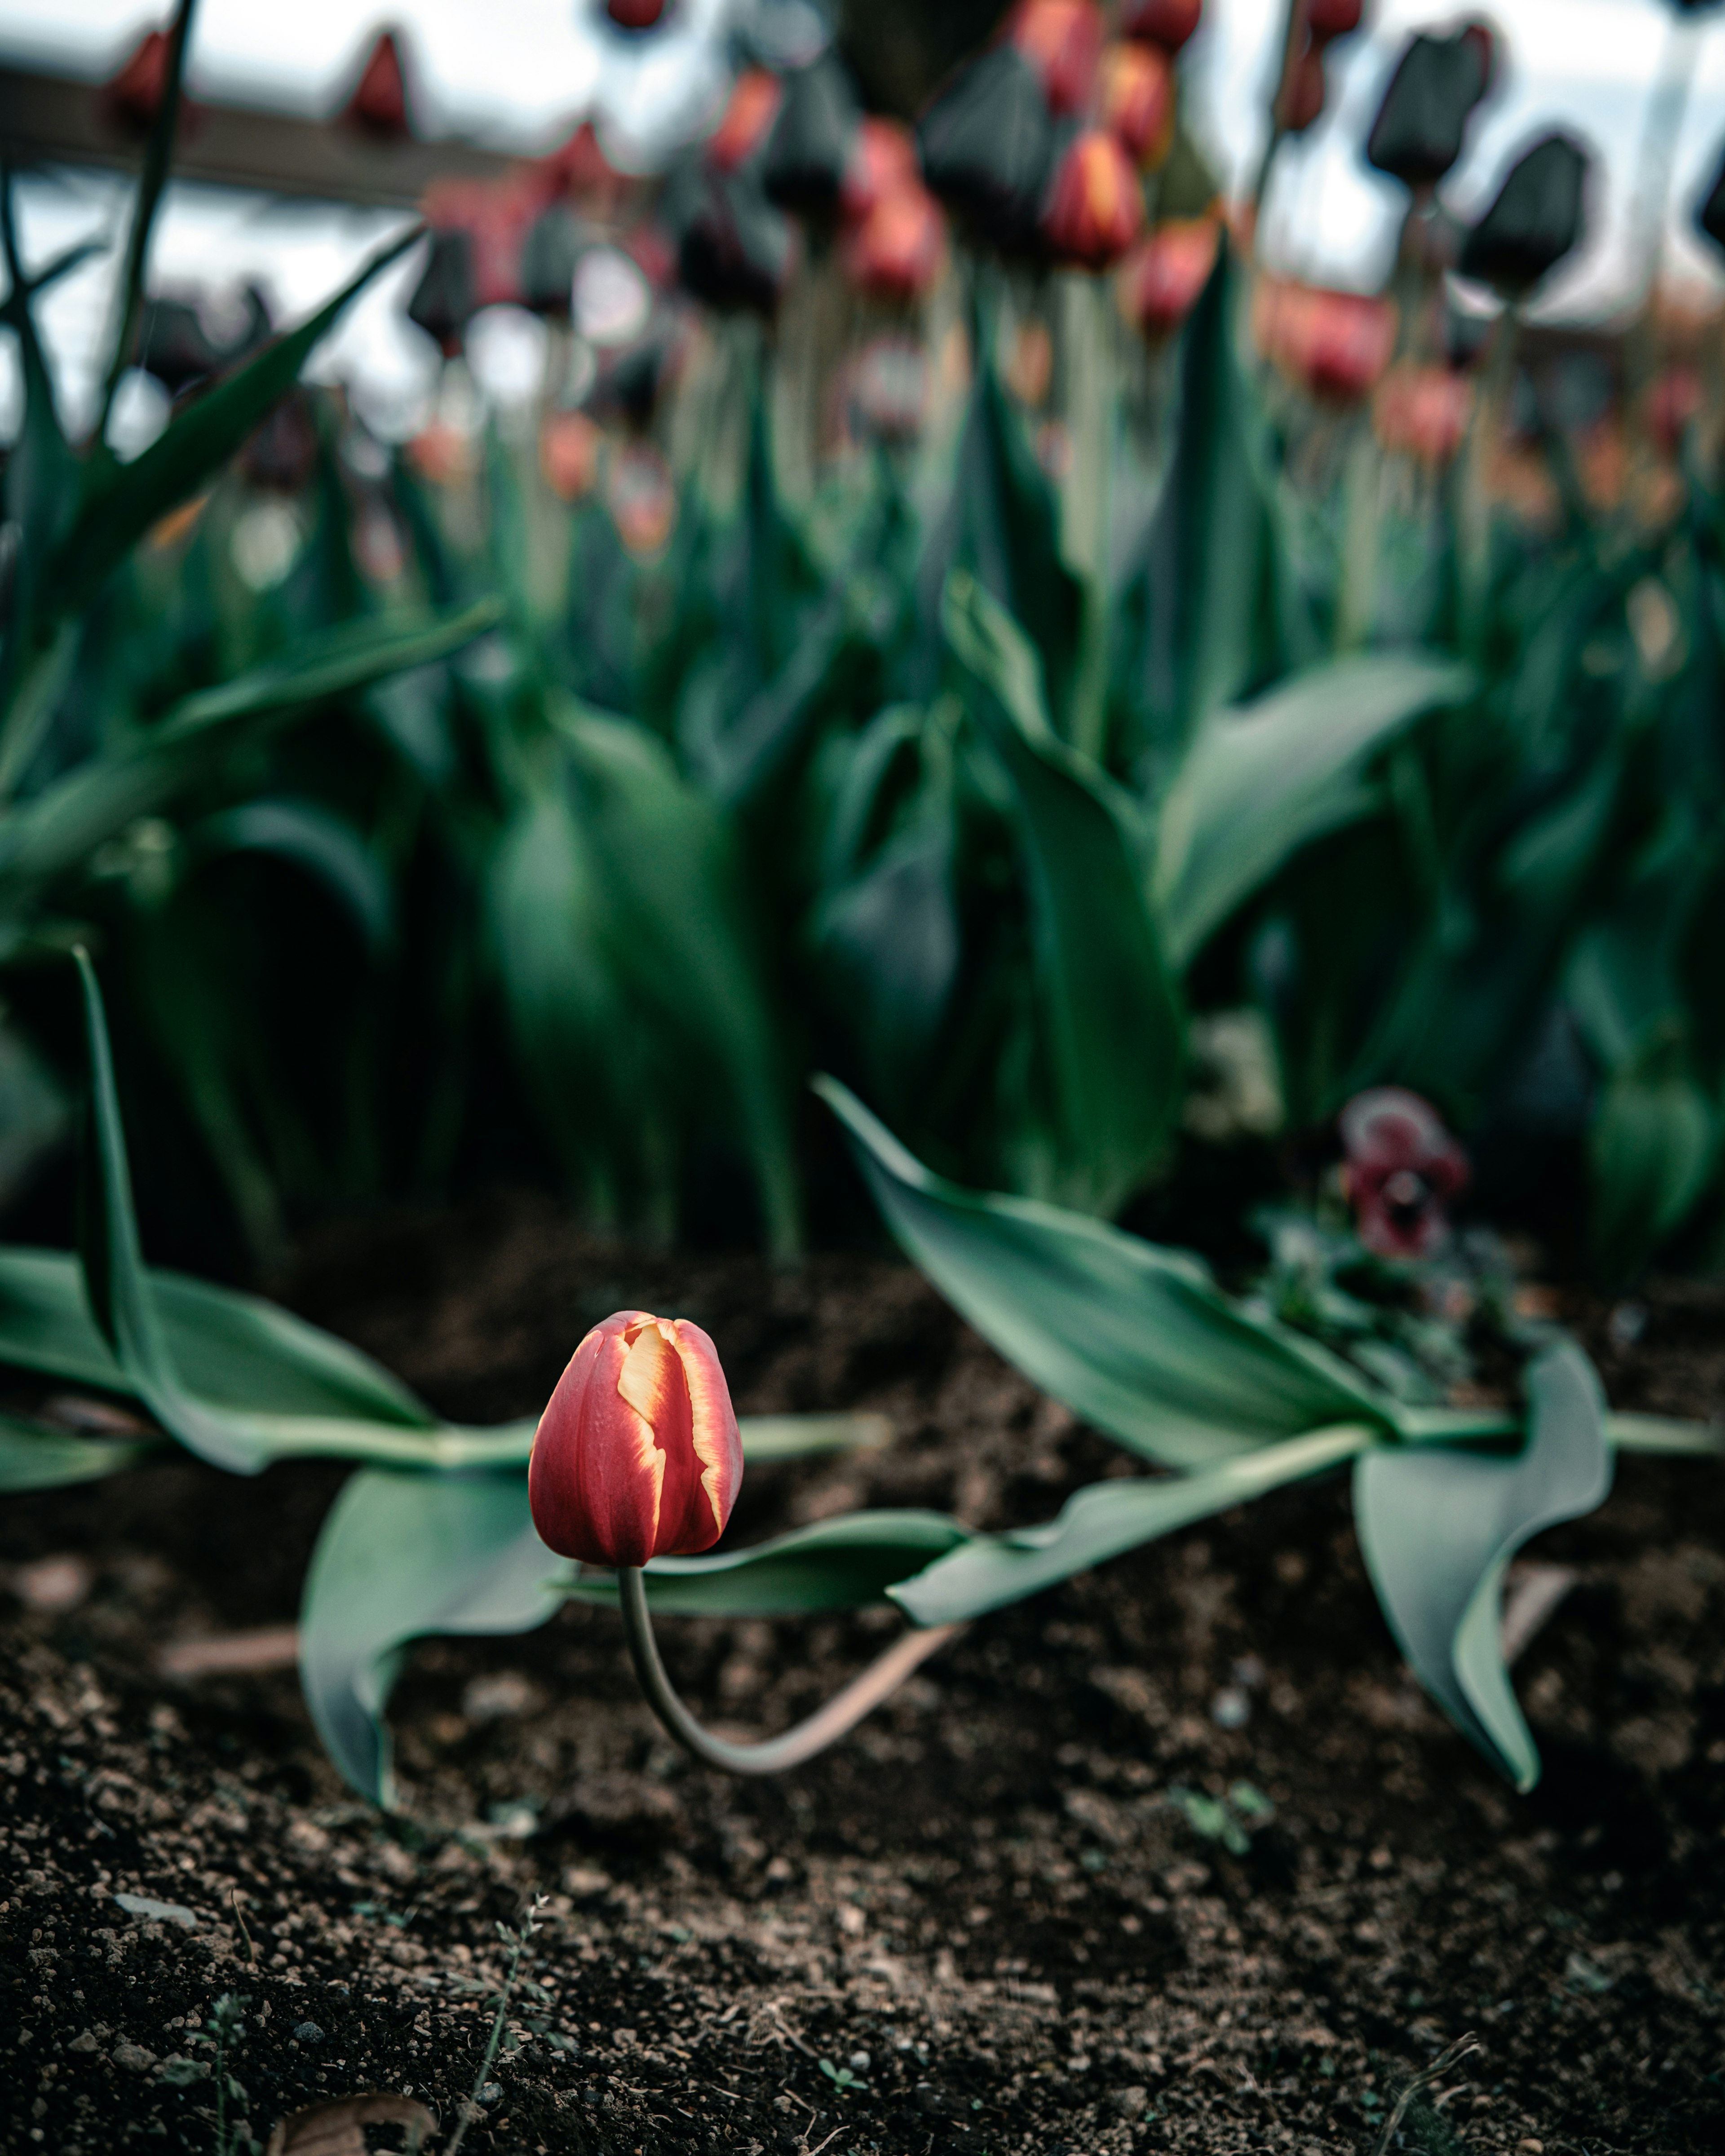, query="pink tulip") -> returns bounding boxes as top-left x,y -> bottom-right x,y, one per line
530,1312 -> 743,1568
